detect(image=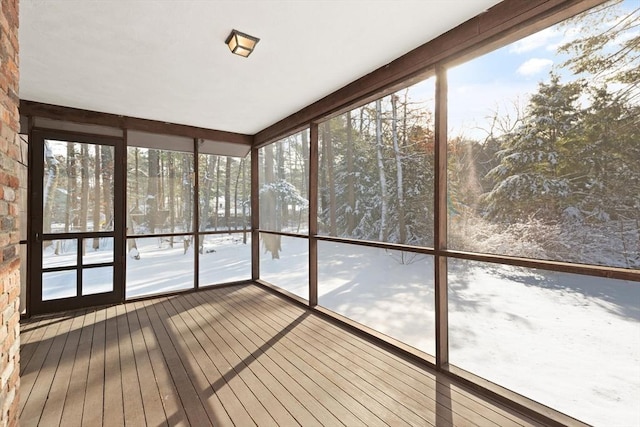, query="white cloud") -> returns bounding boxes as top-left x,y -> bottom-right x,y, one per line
517,58 -> 553,76
510,27 -> 559,54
